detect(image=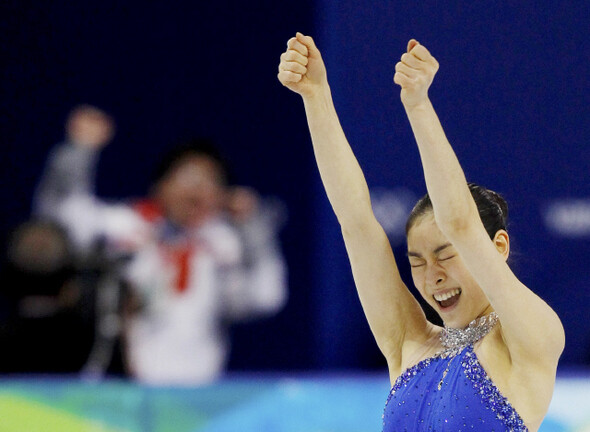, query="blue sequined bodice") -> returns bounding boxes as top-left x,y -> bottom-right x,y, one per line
382,346 -> 527,431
